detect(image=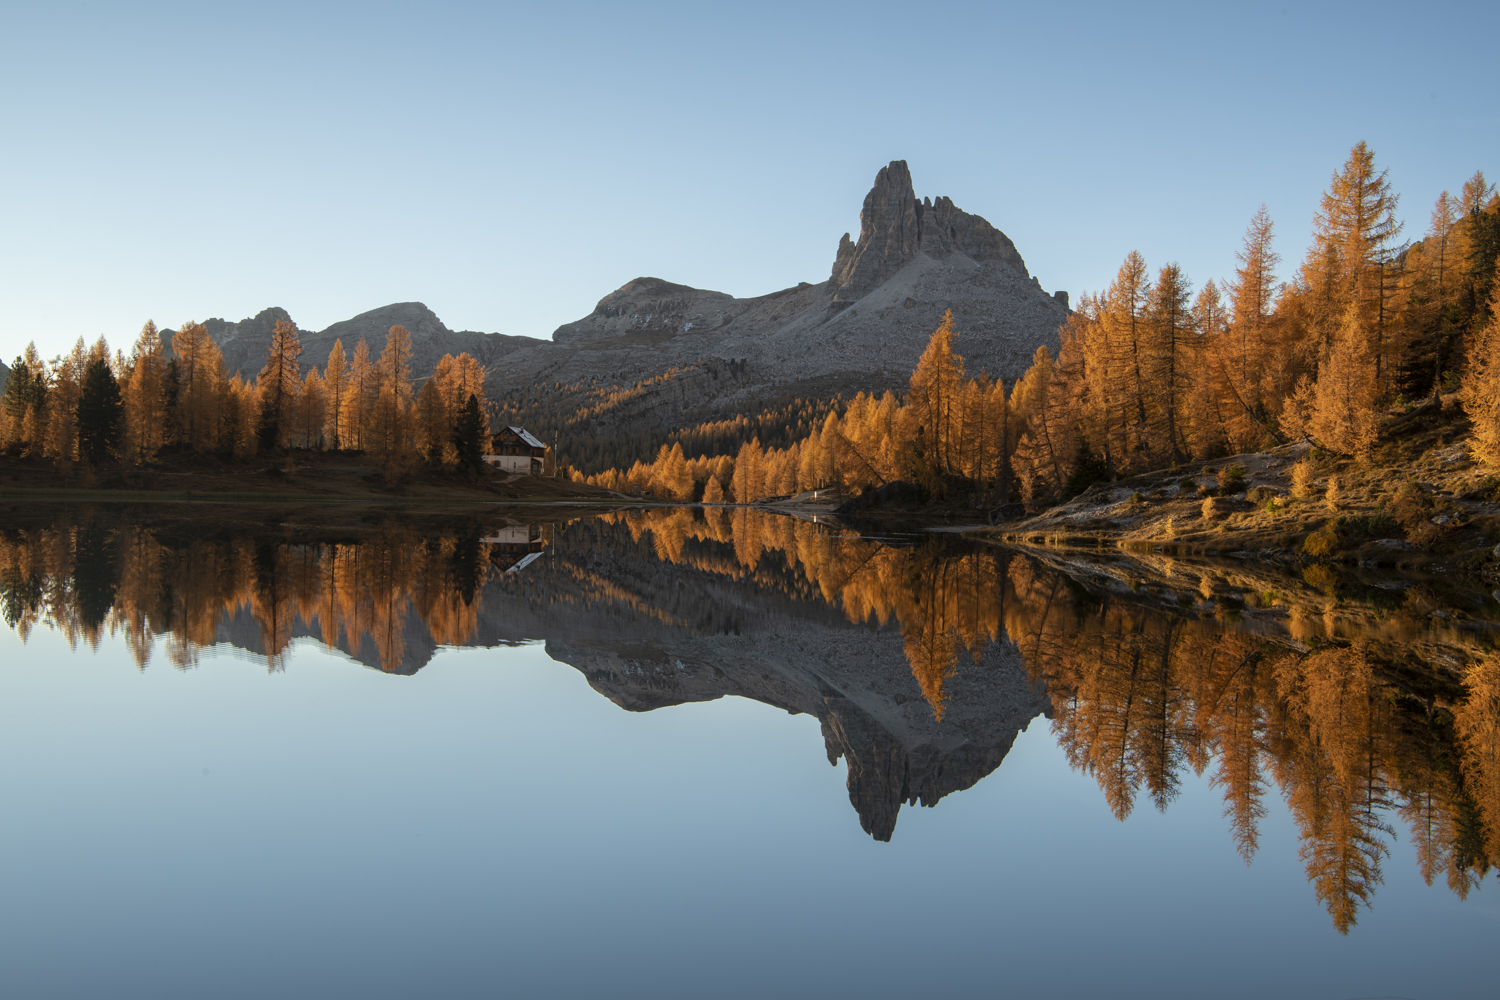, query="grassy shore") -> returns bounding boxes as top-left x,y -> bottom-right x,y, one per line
0,449 -> 629,505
